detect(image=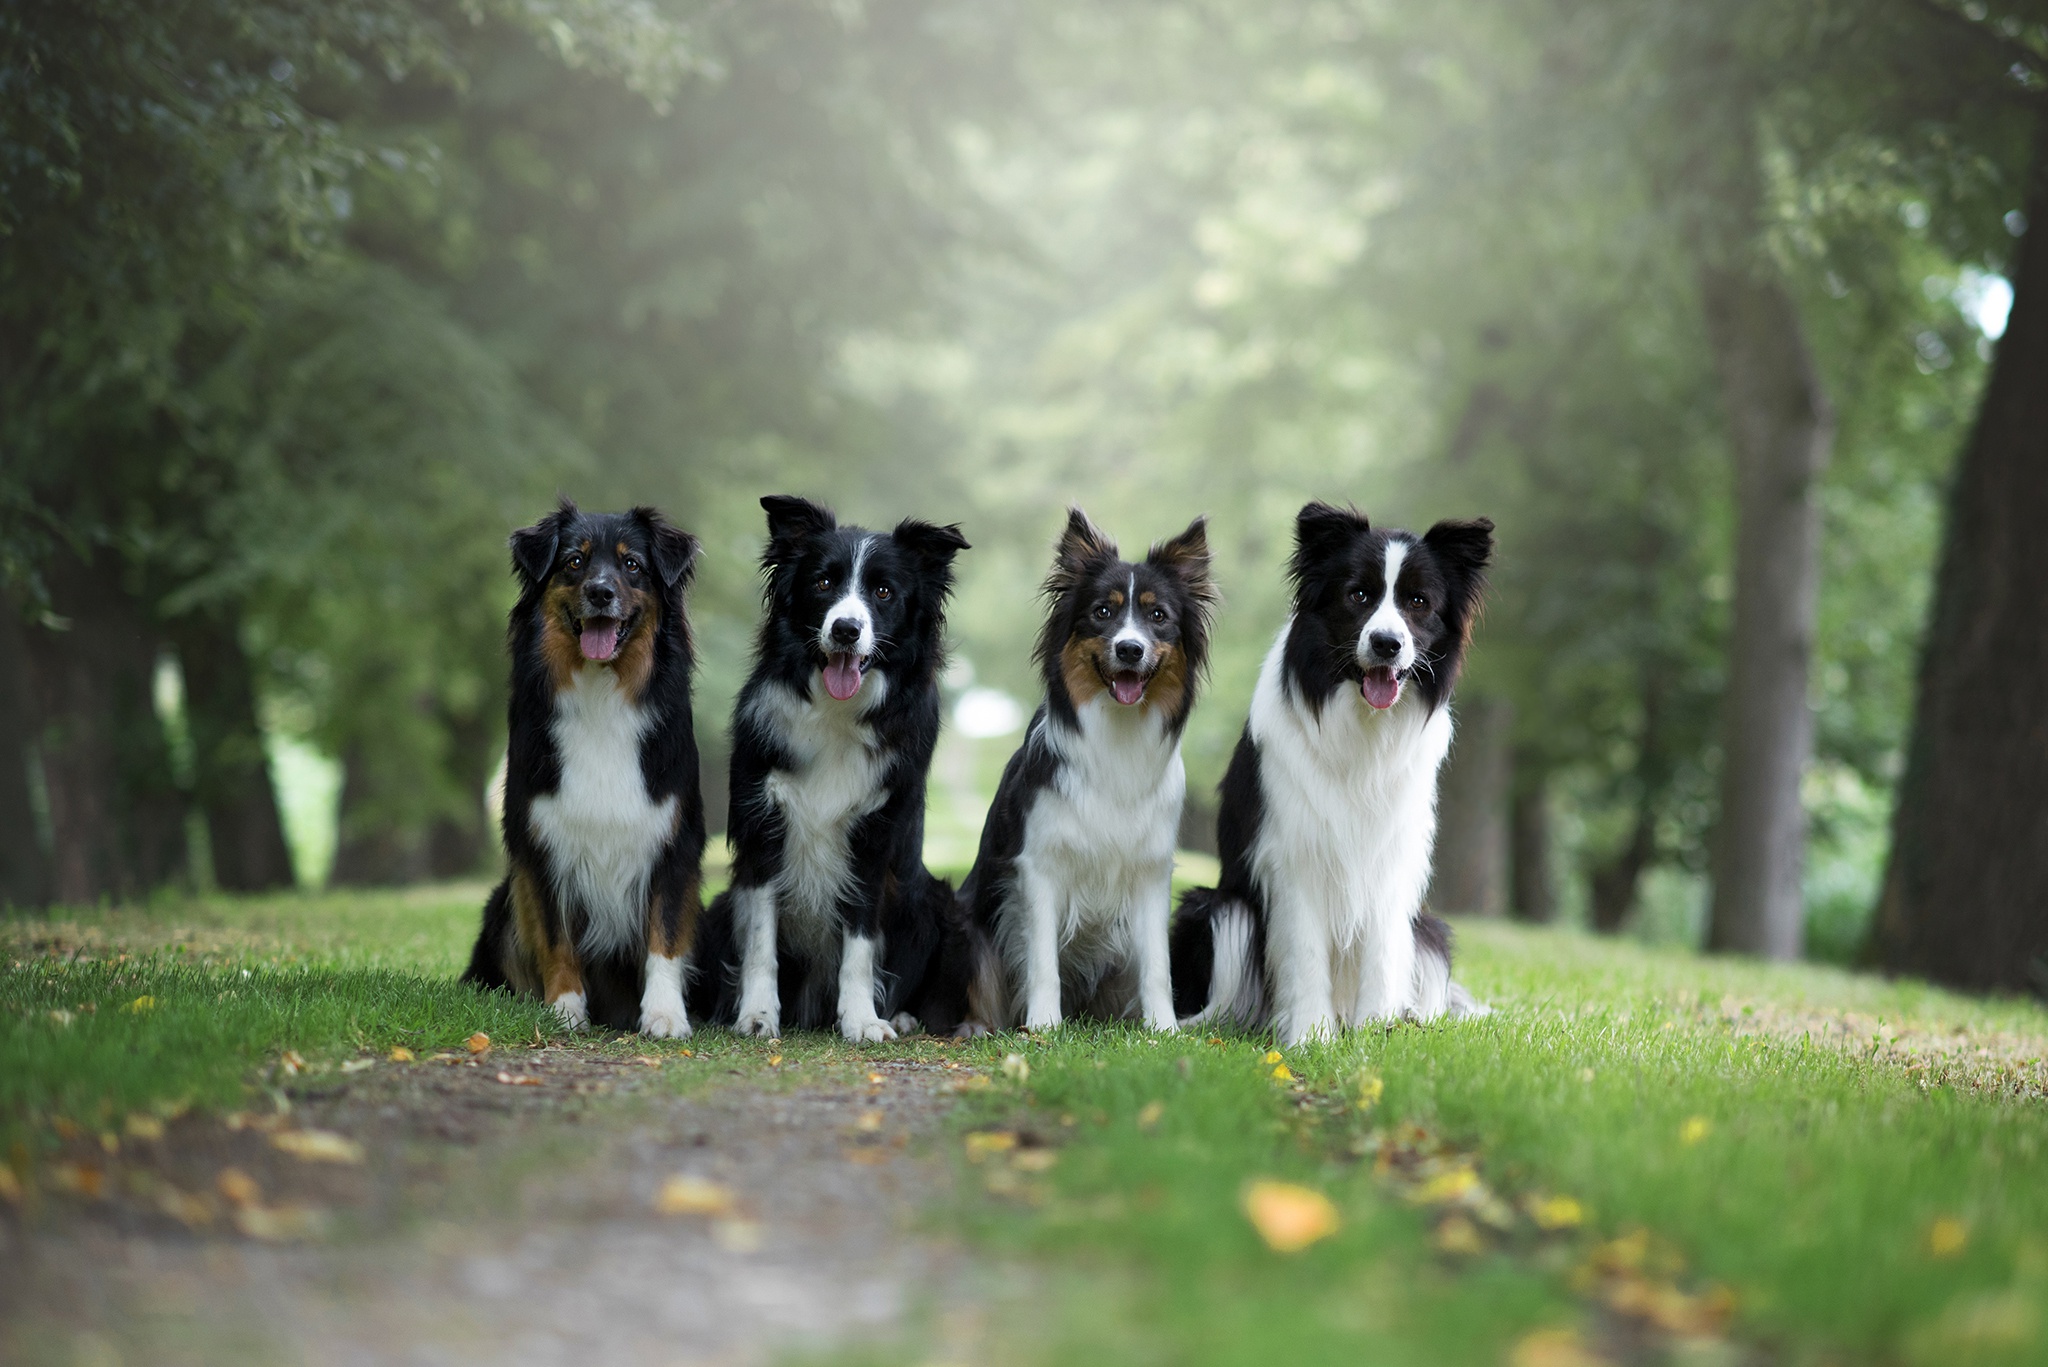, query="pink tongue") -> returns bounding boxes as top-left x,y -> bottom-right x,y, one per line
1361,667 -> 1401,710
579,620 -> 621,662
1111,673 -> 1145,706
823,652 -> 864,701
